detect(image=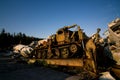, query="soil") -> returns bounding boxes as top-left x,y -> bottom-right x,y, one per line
1,53 -> 117,80
0,56 -> 98,80
0,56 -> 71,80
